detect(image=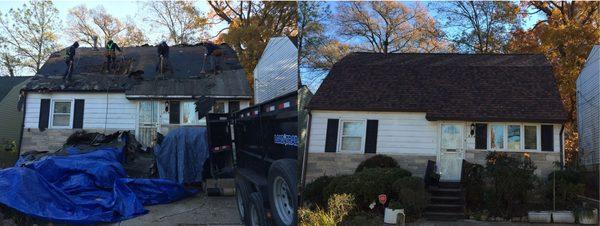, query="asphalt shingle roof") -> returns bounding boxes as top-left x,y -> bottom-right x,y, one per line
308,52 -> 568,123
